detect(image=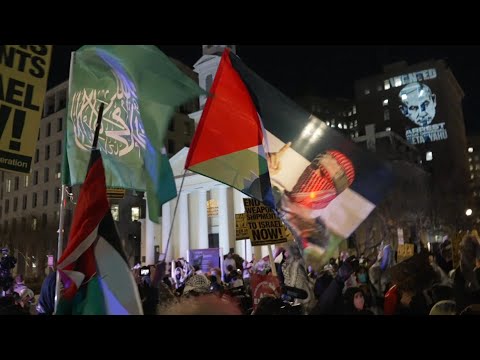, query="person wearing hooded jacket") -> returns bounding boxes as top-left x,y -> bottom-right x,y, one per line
342,286 -> 374,315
